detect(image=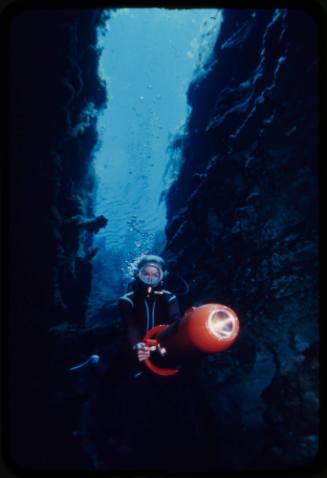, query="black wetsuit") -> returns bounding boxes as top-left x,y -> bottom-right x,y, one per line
118,279 -> 182,349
